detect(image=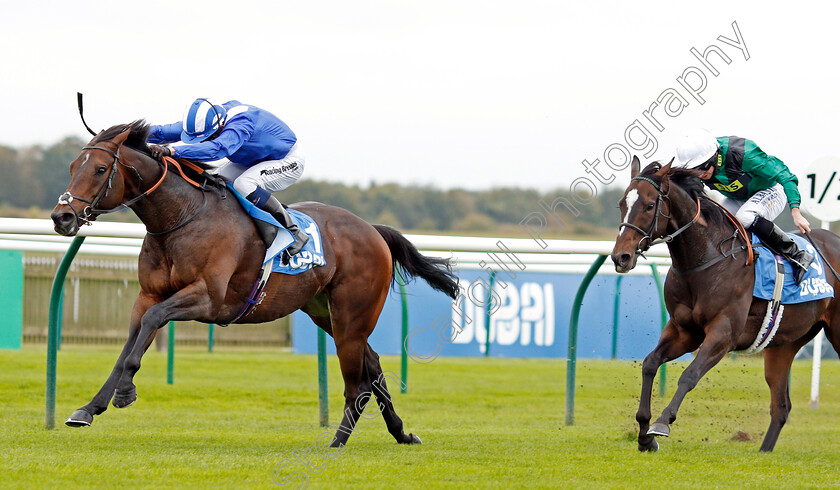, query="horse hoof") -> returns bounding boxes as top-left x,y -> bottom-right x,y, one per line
648,423 -> 670,437
399,433 -> 422,444
112,388 -> 137,408
638,438 -> 659,452
65,409 -> 93,427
